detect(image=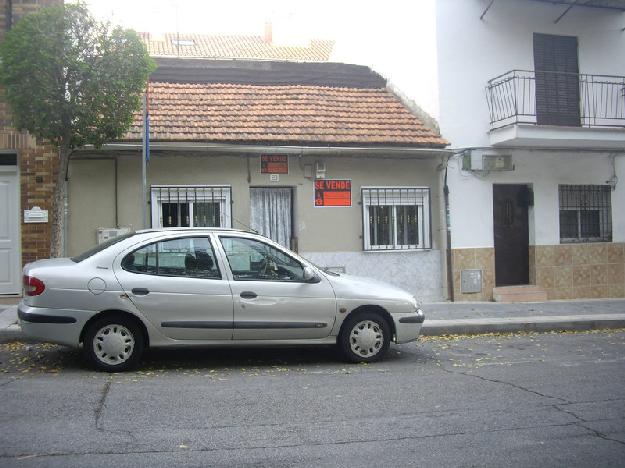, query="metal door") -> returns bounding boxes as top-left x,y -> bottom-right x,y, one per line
493,185 -> 530,287
534,33 -> 580,126
0,167 -> 20,295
